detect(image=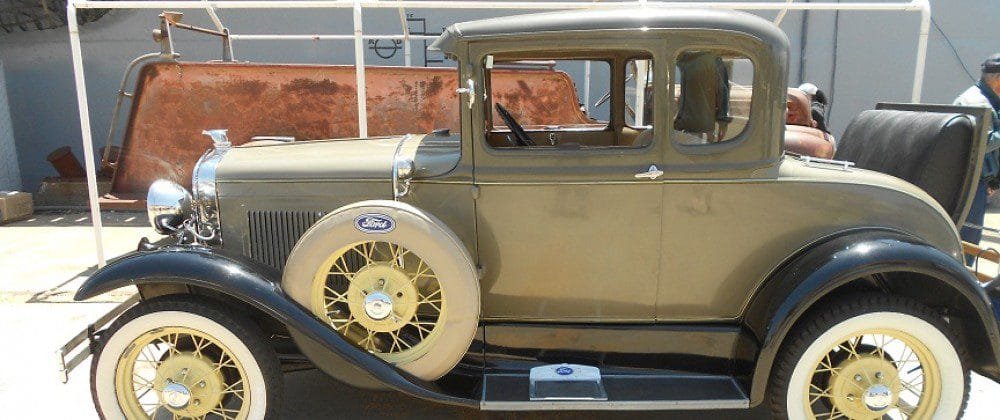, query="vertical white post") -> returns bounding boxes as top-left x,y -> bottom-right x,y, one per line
635,60 -> 648,127
583,61 -> 591,113
353,0 -> 368,137
398,4 -> 411,67
911,0 -> 930,103
67,2 -> 107,267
